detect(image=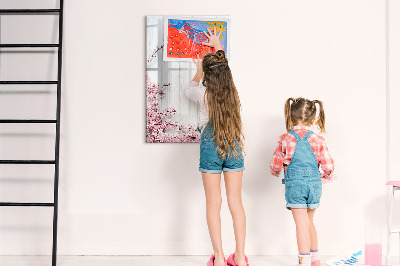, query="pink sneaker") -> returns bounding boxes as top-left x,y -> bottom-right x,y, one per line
227,253 -> 249,266
311,260 -> 321,266
207,254 -> 227,266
